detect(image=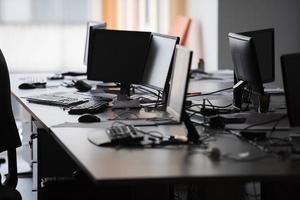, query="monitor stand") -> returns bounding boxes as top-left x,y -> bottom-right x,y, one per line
117,83 -> 131,100
112,83 -> 141,109
251,93 -> 270,113
233,80 -> 270,113
182,111 -> 200,143
233,73 -> 246,109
